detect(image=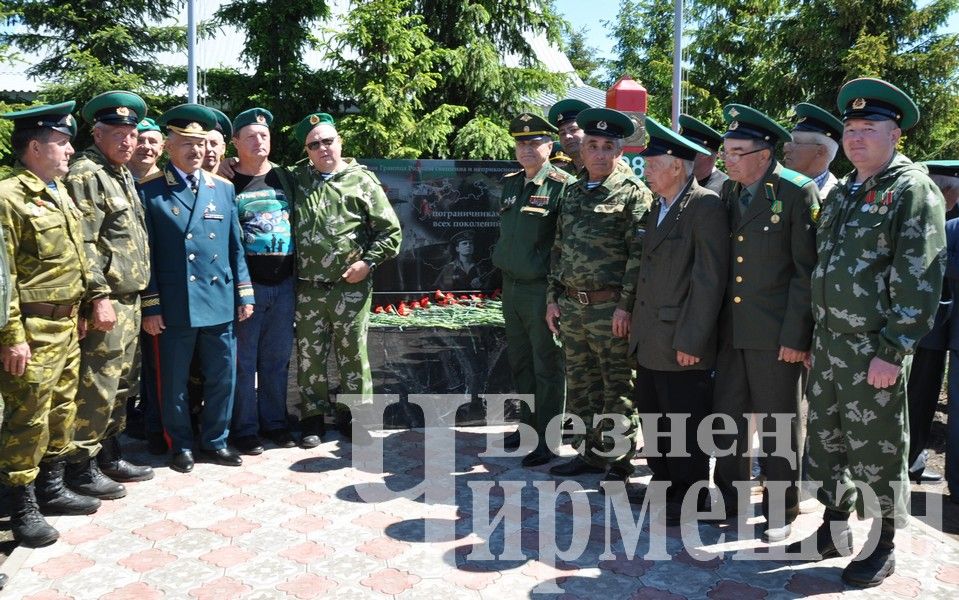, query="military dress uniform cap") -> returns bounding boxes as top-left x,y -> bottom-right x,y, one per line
157,103 -> 217,138
509,113 -> 556,140
924,161 -> 959,179
295,112 -> 336,144
678,114 -> 723,152
641,115 -> 710,161
837,77 -> 919,130
548,98 -> 591,127
722,104 -> 792,144
792,102 -> 843,140
209,108 -> 233,138
1,101 -> 77,137
136,117 -> 161,133
576,107 -> 635,139
232,107 -> 273,134
81,90 -> 147,126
